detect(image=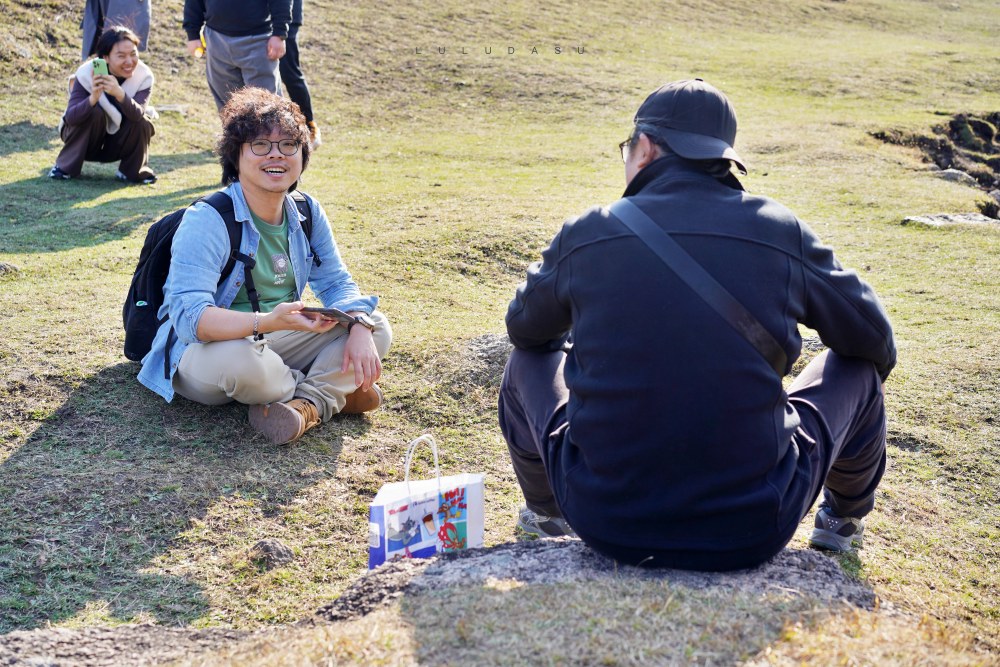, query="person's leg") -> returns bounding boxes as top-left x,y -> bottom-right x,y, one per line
228,32 -> 281,97
278,25 -> 313,122
788,350 -> 887,548
203,27 -> 247,110
172,337 -> 298,406
267,310 -> 393,420
497,348 -> 570,519
100,116 -> 155,181
54,106 -> 107,177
